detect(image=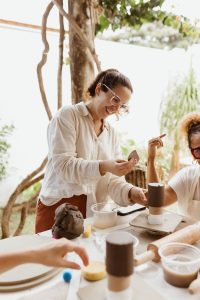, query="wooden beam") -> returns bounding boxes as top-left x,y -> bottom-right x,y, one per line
0,18 -> 68,34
